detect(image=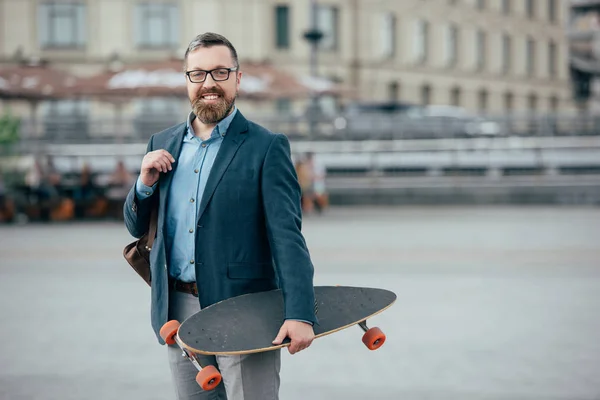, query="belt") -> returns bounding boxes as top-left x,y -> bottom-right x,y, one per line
169,278 -> 198,297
